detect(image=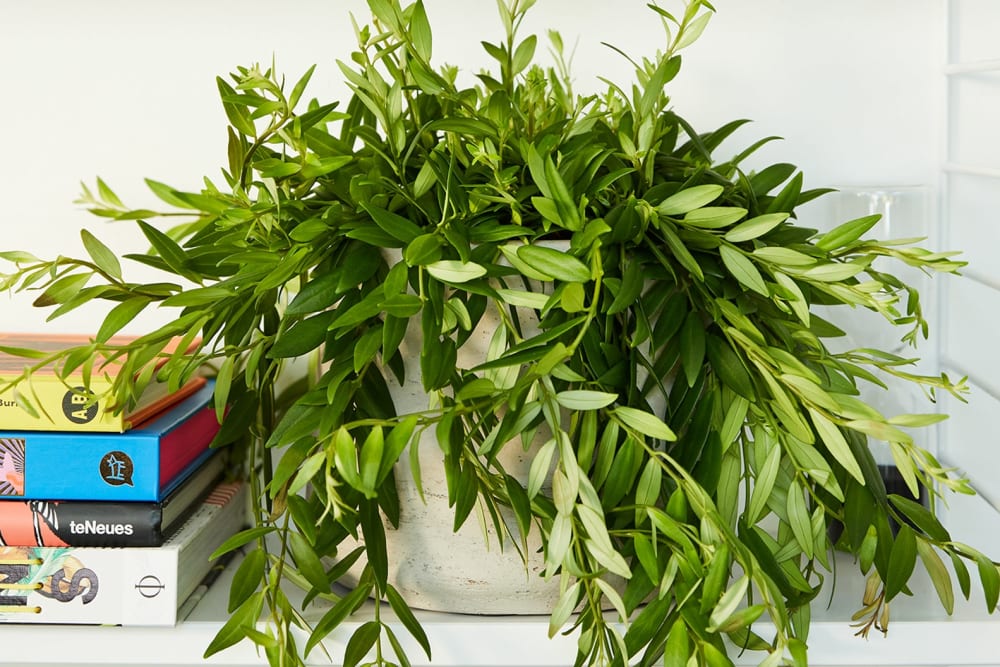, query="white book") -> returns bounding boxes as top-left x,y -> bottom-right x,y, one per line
0,480 -> 247,626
